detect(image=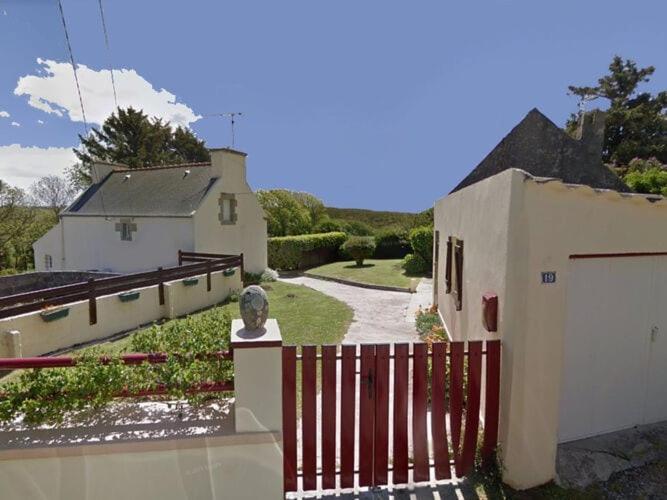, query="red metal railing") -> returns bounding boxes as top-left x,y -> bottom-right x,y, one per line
282,340 -> 501,492
0,252 -> 243,321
